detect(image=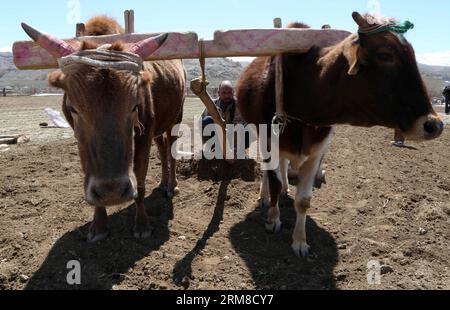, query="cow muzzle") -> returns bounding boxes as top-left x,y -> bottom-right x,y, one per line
403,114 -> 444,141
86,175 -> 138,207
